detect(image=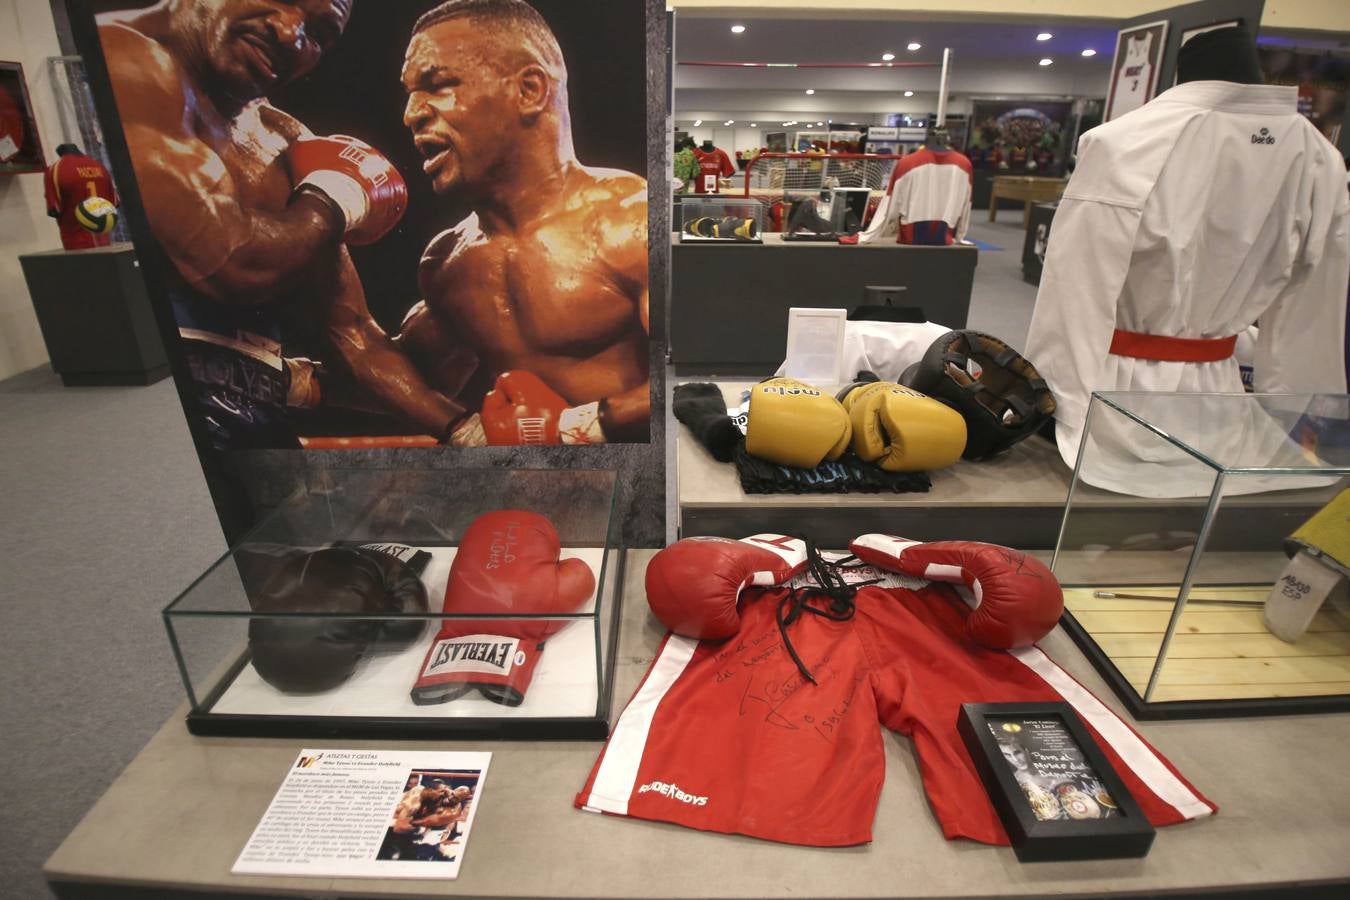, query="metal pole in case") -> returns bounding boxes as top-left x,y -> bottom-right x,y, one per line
1143,472 -> 1227,703
936,48 -> 952,127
